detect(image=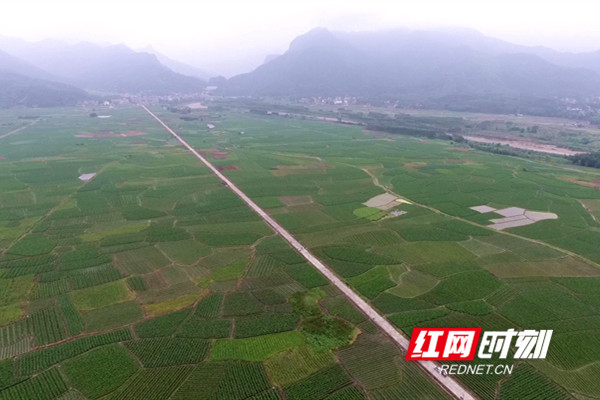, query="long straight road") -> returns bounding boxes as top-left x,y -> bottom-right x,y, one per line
142,105 -> 477,400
